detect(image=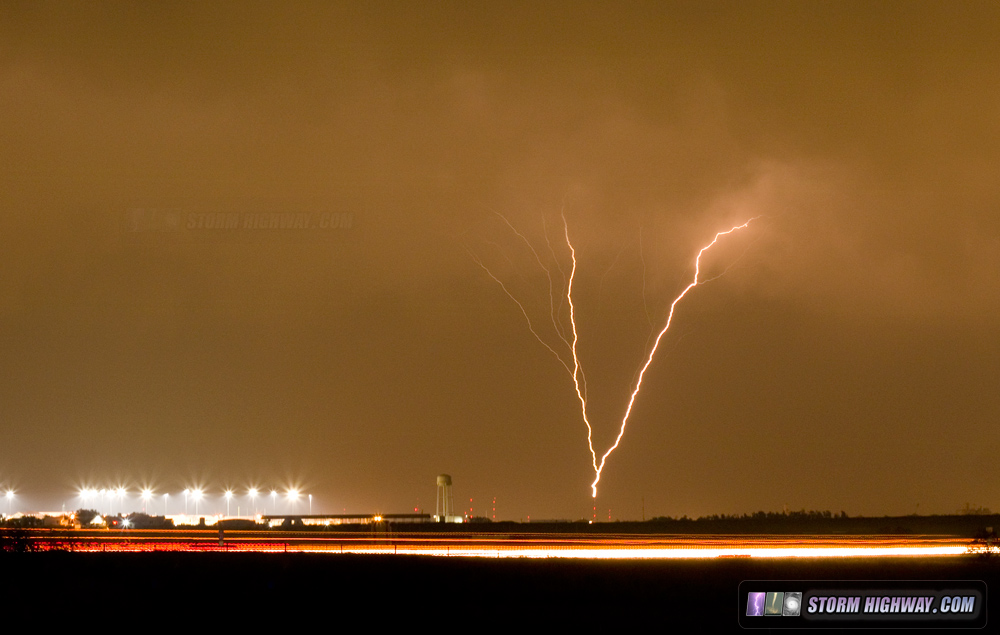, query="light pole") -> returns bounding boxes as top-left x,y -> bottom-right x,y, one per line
79,488 -> 94,511
164,493 -> 170,516
248,488 -> 259,517
287,488 -> 300,514
270,490 -> 277,514
5,490 -> 13,516
193,488 -> 203,516
309,494 -> 313,515
141,489 -> 153,514
224,490 -> 233,517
